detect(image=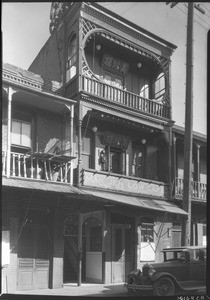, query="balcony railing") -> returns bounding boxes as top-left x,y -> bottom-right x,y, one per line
65,75 -> 169,119
2,151 -> 73,183
175,177 -> 206,200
